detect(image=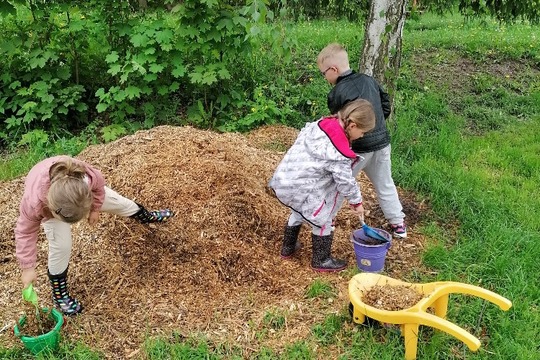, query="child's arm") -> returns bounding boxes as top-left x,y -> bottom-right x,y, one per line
329,160 -> 363,205
14,204 -> 42,272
